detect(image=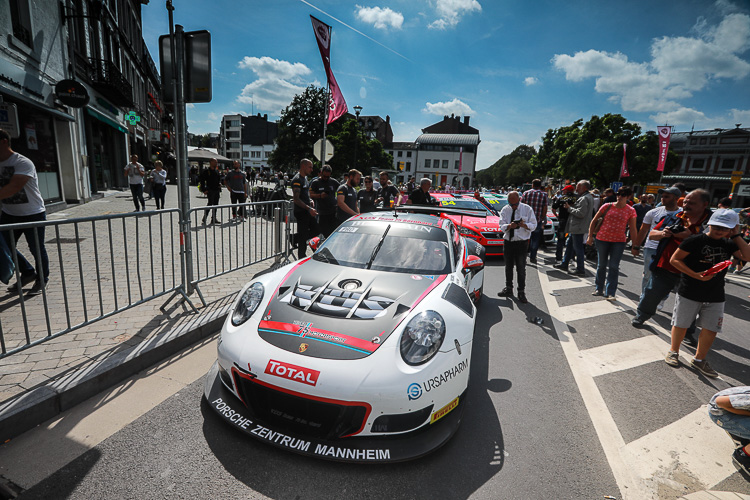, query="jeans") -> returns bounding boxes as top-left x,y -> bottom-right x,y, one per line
230,192 -> 247,217
504,240 -> 528,291
641,246 -> 657,294
129,183 -> 145,210
709,408 -> 750,441
594,239 -> 626,296
152,184 -> 166,209
555,226 -> 567,260
0,211 -> 49,282
528,225 -> 544,260
635,268 -> 680,321
562,233 -> 585,271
